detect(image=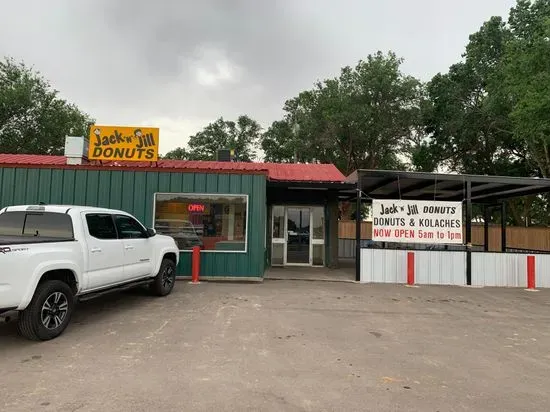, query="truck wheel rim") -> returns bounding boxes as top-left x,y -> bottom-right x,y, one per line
162,265 -> 175,289
41,292 -> 69,330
